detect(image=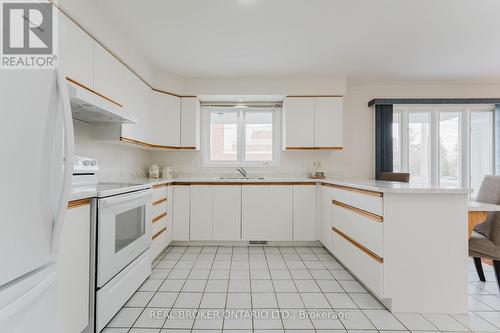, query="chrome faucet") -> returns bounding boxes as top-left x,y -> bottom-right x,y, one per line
236,167 -> 247,178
